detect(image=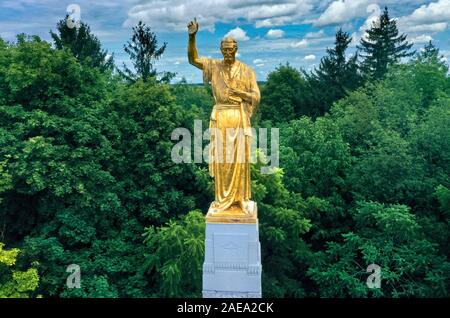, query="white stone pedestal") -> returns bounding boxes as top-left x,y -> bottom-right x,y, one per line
202,222 -> 262,298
